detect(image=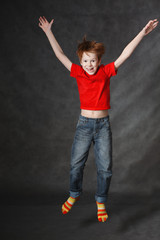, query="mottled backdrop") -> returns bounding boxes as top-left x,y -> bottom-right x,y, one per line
1,0 -> 160,199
